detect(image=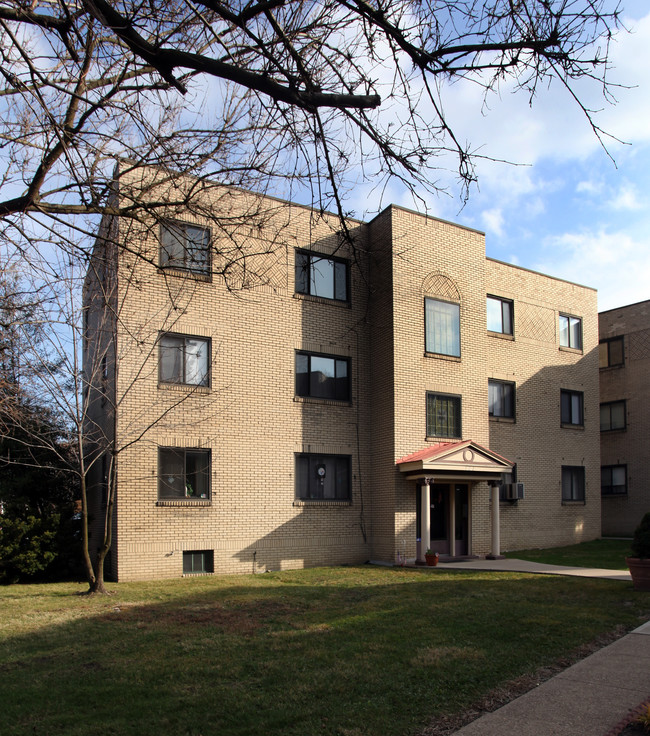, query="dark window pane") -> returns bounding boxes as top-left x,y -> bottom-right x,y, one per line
609,338 -> 624,366
159,449 -> 185,498
489,380 -> 514,418
296,352 -> 349,401
561,392 -> 571,423
335,359 -> 348,400
183,550 -> 213,573
601,401 -> 626,431
161,223 -> 209,273
610,402 -> 625,429
160,335 -> 183,383
427,393 -> 461,438
310,355 -> 336,398
295,251 -> 348,301
334,261 -> 347,301
295,252 -> 309,294
502,301 -> 512,334
159,448 -> 210,499
186,451 -> 210,498
562,466 -> 585,501
295,354 -> 309,396
295,454 -> 351,500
